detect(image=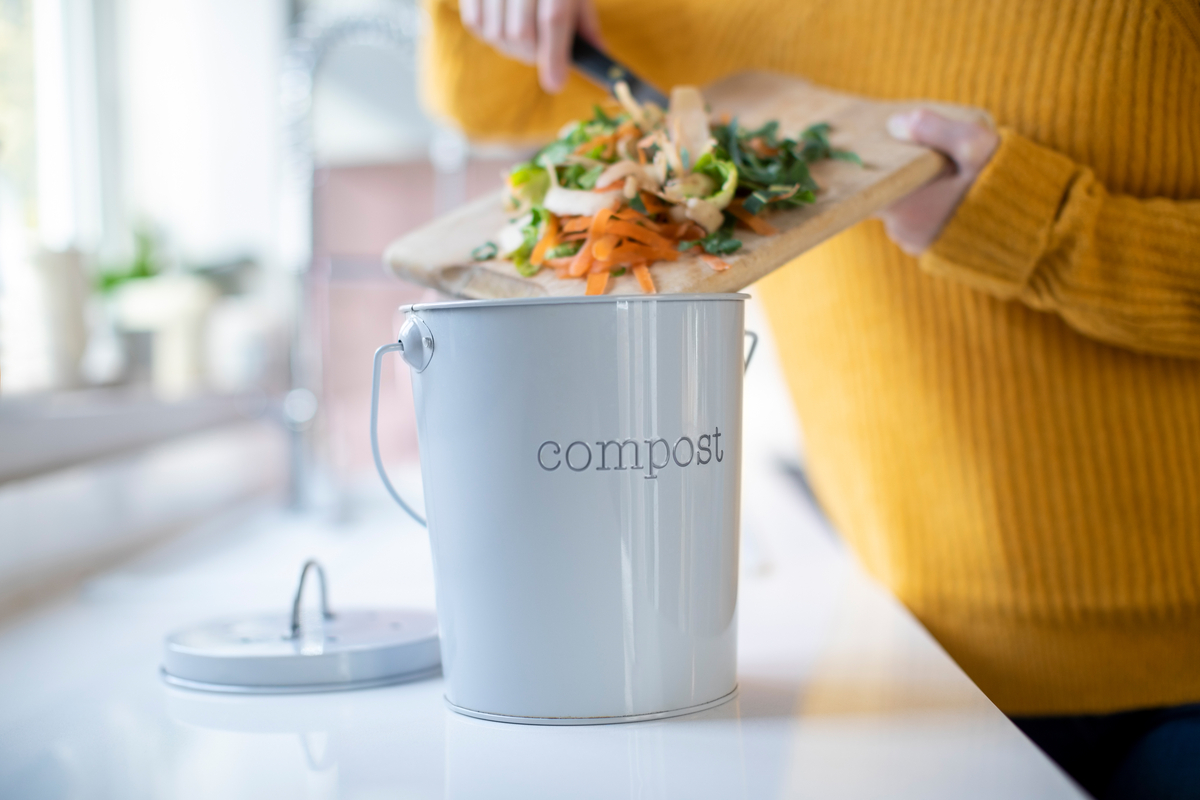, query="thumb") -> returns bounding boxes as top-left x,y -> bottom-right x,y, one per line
887,109 -> 994,172
577,0 -> 605,49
